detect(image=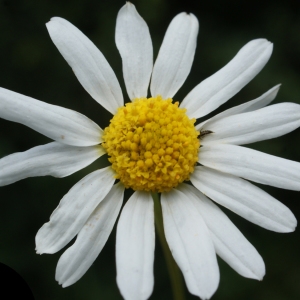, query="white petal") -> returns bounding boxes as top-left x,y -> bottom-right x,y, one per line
191,166 -> 297,232
150,13 -> 199,99
47,17 -> 123,115
0,87 -> 102,146
116,3 -> 153,99
197,85 -> 280,130
56,183 -> 124,287
35,167 -> 115,254
181,39 -> 273,119
0,142 -> 104,186
116,191 -> 154,300
178,183 -> 265,280
161,189 -> 219,299
200,102 -> 300,146
199,144 -> 300,191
